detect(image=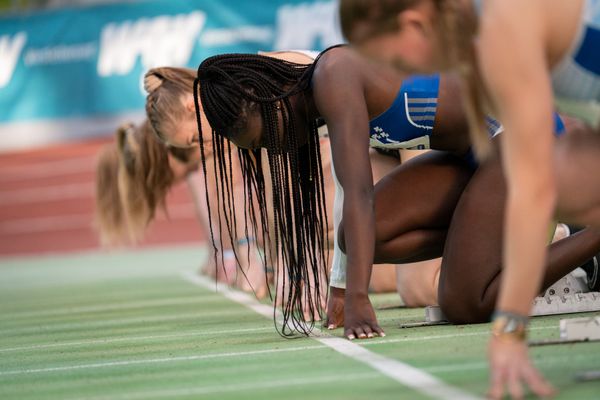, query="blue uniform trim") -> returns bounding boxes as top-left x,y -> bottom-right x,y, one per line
574,26 -> 600,75
369,75 -> 440,150
554,112 -> 566,135
464,113 -> 566,168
